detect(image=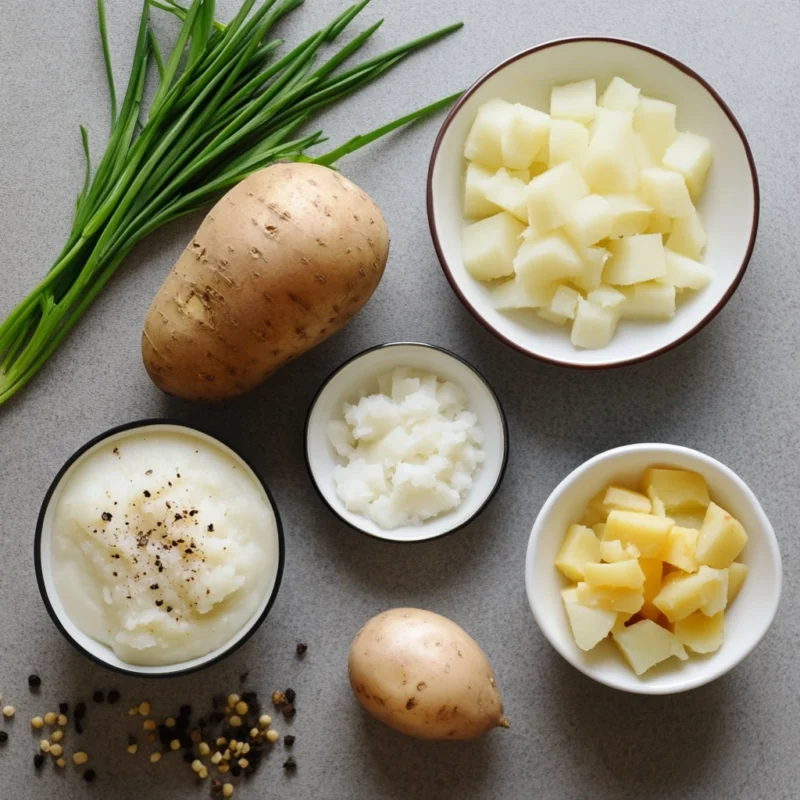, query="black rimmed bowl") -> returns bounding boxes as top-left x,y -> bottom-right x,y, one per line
34,420 -> 285,678
305,343 -> 508,543
427,36 -> 760,369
